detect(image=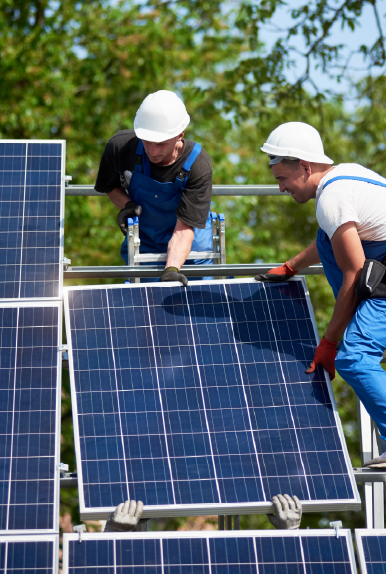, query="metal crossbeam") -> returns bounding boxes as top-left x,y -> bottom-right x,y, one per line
63,263 -> 324,279
65,184 -> 284,196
